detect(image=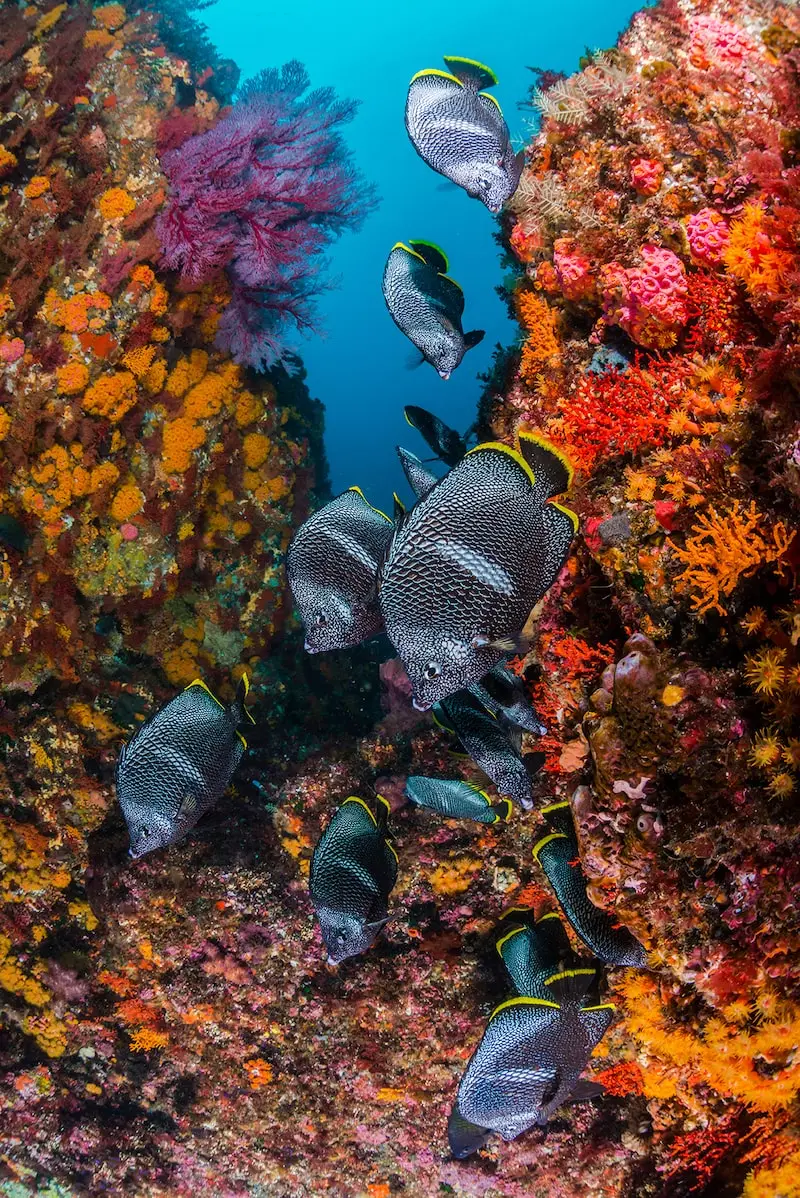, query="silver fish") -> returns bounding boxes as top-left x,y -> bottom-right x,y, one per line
116,675 -> 254,858
382,241 -> 484,379
405,776 -> 512,824
405,57 -> 523,212
287,487 -> 394,653
378,432 -> 577,709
